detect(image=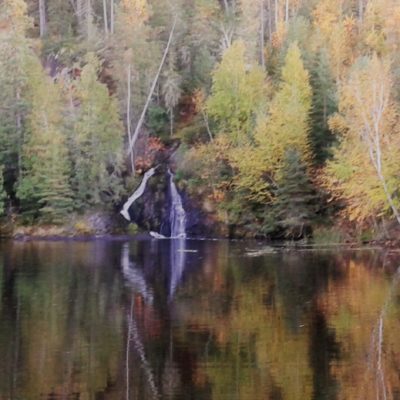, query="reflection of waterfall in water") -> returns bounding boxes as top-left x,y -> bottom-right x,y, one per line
121,167 -> 156,221
121,244 -> 160,400
169,239 -> 186,300
121,243 -> 154,304
365,265 -> 400,400
168,170 -> 186,239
